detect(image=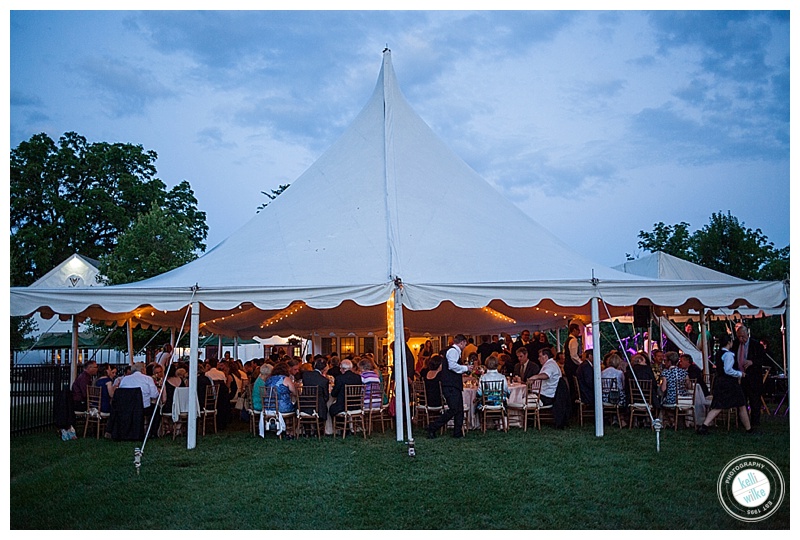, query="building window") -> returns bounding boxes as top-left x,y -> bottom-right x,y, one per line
321,337 -> 337,355
359,337 -> 375,355
340,337 -> 356,355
